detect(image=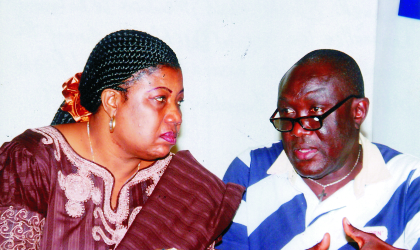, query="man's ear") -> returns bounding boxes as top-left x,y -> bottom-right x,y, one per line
101,89 -> 123,118
353,97 -> 369,130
